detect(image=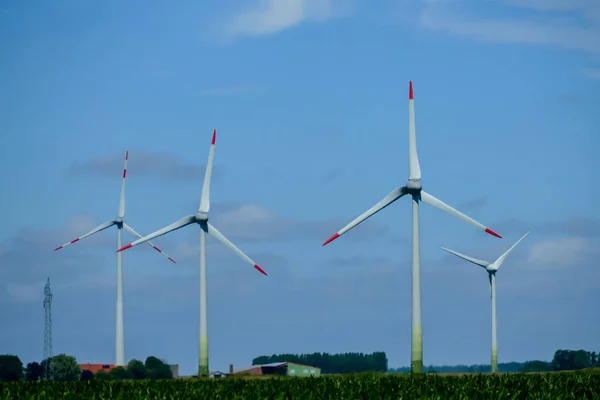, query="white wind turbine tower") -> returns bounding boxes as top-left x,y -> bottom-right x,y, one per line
441,231 -> 530,373
116,129 -> 267,377
322,81 -> 503,373
54,151 -> 176,366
